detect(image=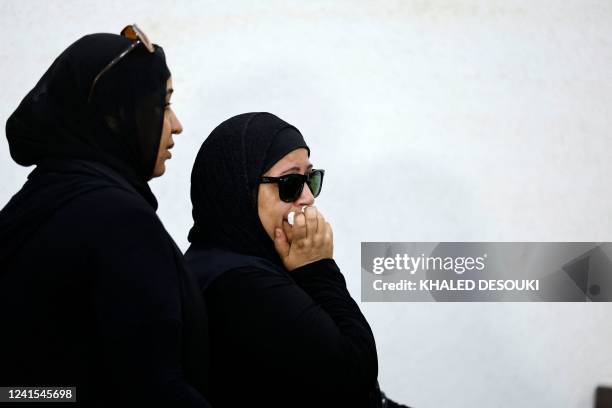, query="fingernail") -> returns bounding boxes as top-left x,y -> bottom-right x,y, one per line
275,228 -> 282,238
